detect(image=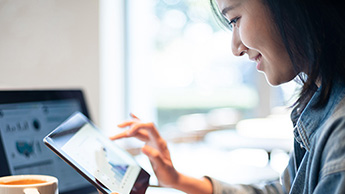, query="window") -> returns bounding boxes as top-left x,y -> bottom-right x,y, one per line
125,0 -> 290,134
100,0 -> 298,137
100,0 -> 298,183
